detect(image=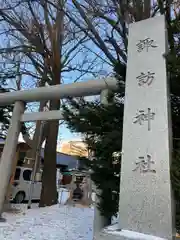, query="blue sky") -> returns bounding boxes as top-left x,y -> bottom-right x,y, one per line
59,122 -> 82,141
